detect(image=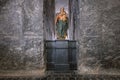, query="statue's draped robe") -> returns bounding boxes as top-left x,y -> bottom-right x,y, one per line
56,20 -> 68,39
